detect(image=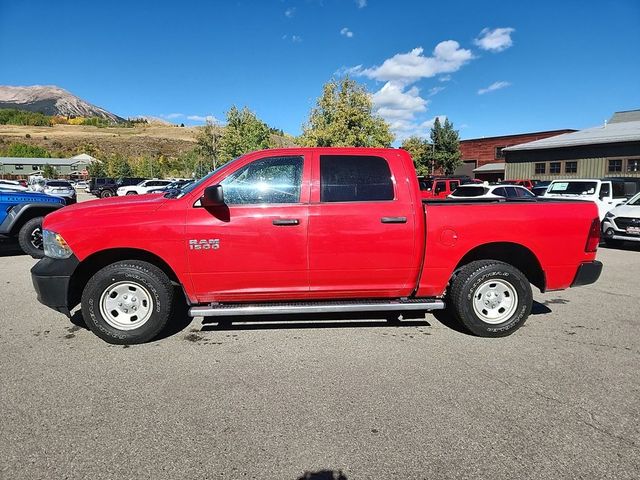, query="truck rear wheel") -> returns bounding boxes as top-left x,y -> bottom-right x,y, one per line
18,216 -> 45,258
449,260 -> 532,337
81,260 -> 174,344
100,190 -> 113,198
